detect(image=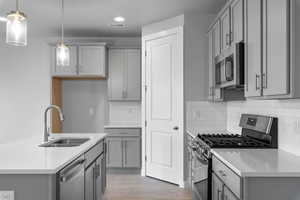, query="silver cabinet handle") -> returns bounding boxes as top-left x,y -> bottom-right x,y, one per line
226,33 -> 230,46
255,74 -> 261,90
218,170 -> 226,177
217,189 -> 221,200
262,73 -> 267,89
